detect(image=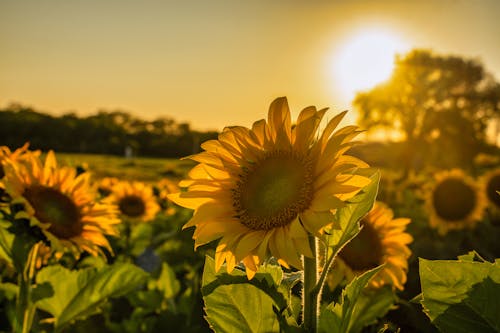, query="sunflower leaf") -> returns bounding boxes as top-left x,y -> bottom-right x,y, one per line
202,256 -> 283,333
319,265 -> 384,333
327,169 -> 380,253
419,258 -> 500,333
35,263 -> 148,332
